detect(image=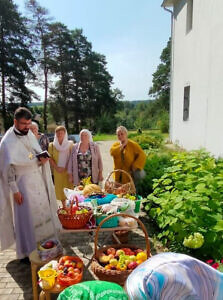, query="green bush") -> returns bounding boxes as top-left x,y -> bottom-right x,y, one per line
137,152 -> 172,197
129,133 -> 164,150
159,111 -> 169,133
144,150 -> 223,259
